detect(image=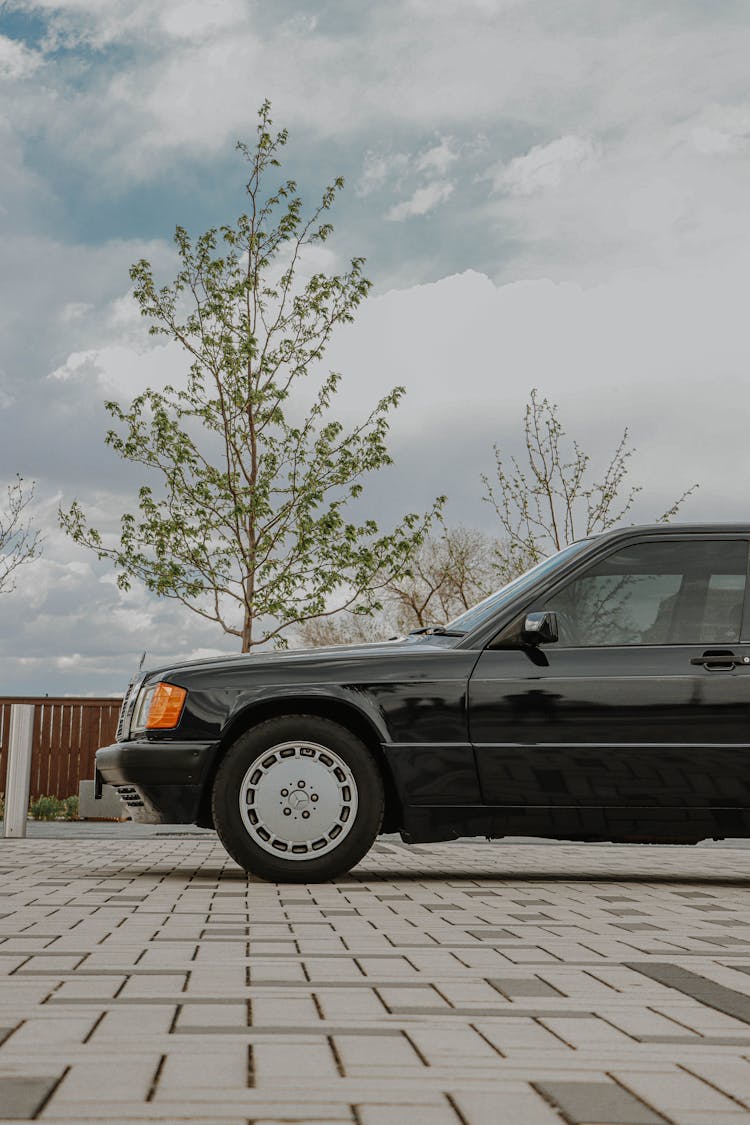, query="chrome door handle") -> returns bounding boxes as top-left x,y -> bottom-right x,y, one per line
690,651 -> 750,670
